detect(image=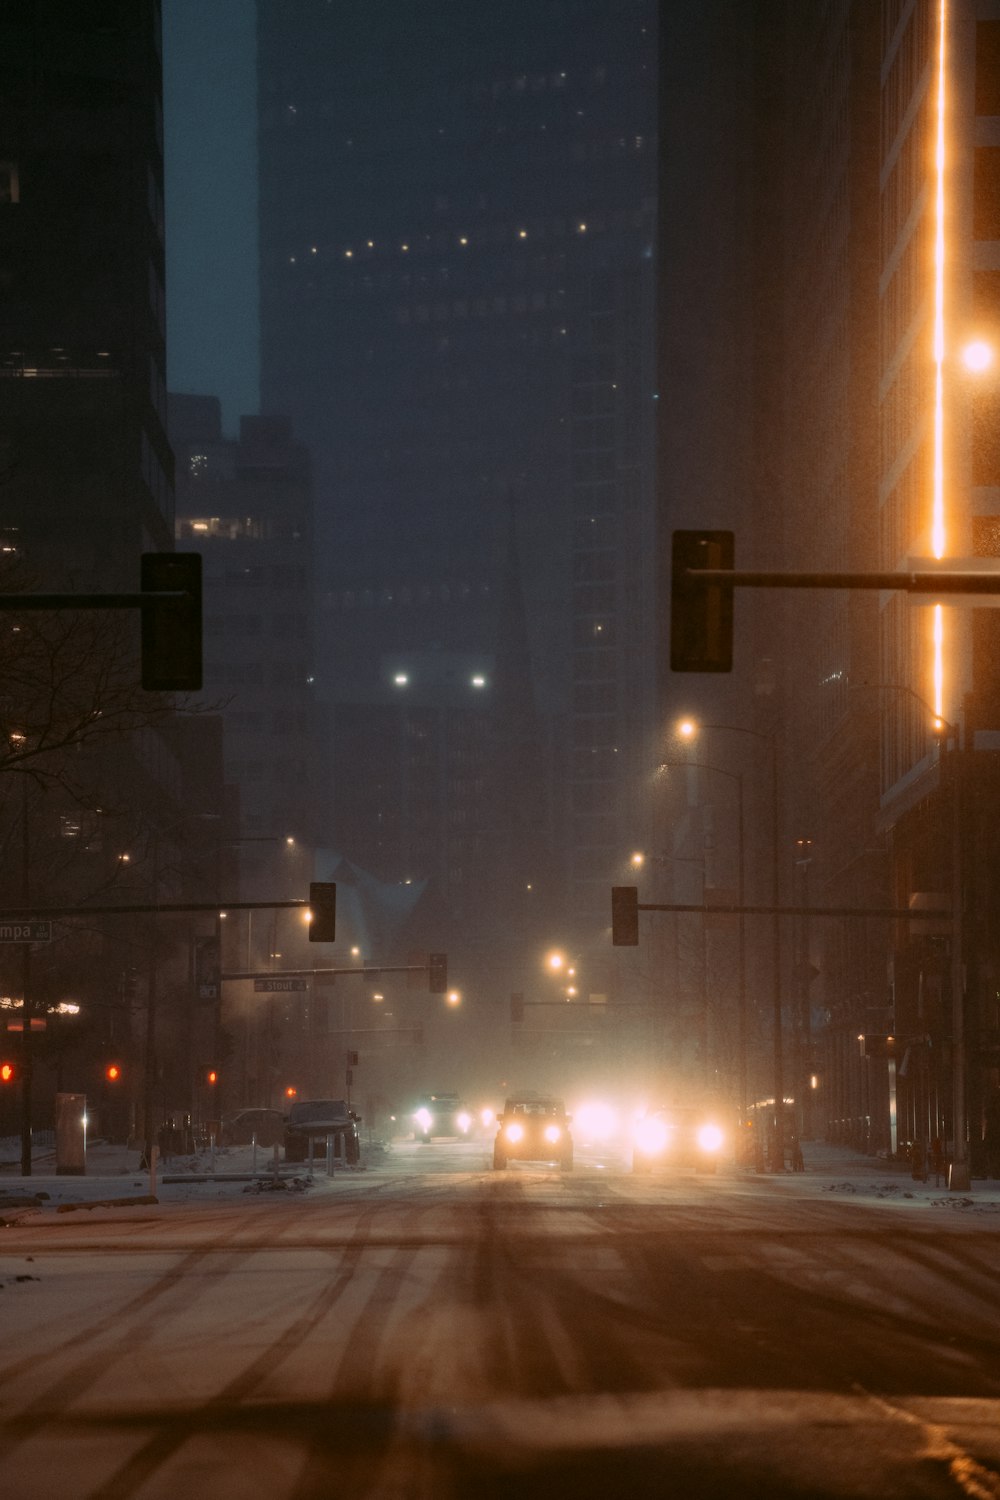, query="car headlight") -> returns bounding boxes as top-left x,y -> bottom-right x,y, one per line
505,1122 -> 524,1143
456,1111 -> 471,1133
634,1116 -> 669,1154
414,1108 -> 432,1131
697,1122 -> 724,1154
575,1101 -> 618,1142
544,1124 -> 562,1144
